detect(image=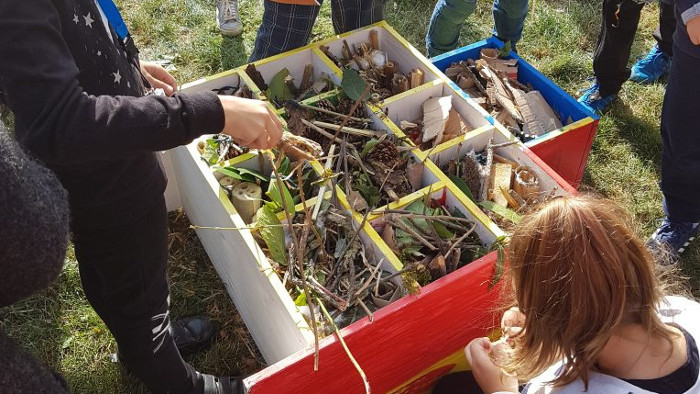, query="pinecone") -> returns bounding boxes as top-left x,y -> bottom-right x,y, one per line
366,139 -> 402,169
463,150 -> 482,198
315,99 -> 337,113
